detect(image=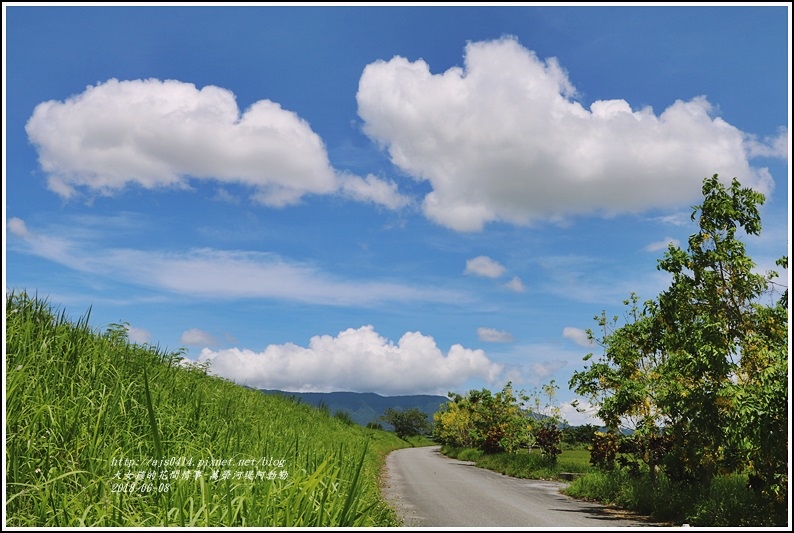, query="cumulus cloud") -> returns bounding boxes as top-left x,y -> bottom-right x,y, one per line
562,327 -> 594,348
125,325 -> 151,344
464,255 -> 506,278
357,36 -> 775,231
645,237 -> 680,253
8,217 -> 30,237
9,218 -> 466,306
180,328 -> 218,347
477,327 -> 515,343
25,78 -> 408,210
198,325 -> 504,395
504,276 -> 525,292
